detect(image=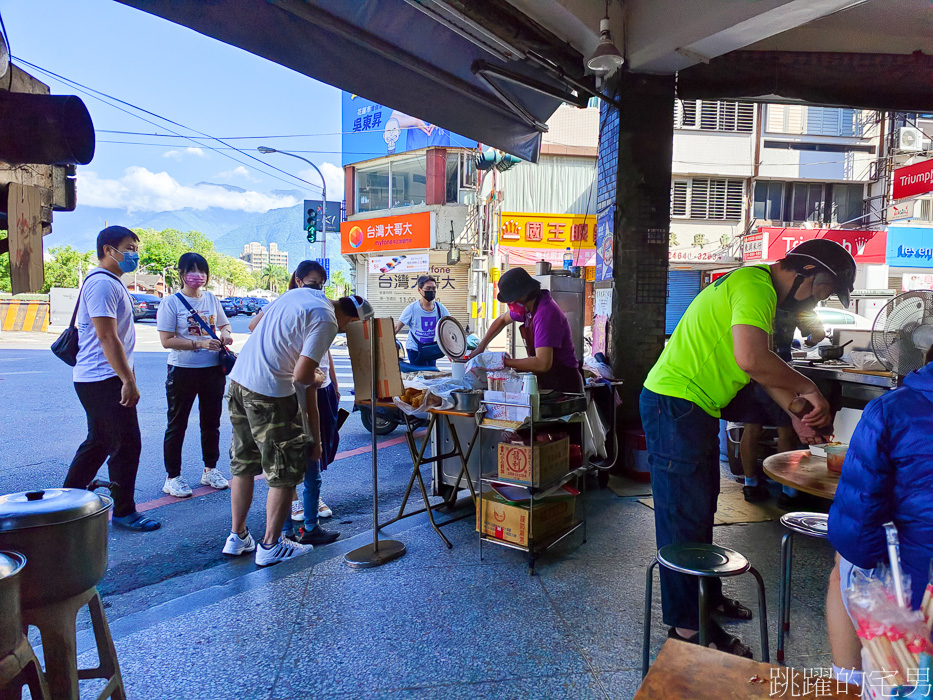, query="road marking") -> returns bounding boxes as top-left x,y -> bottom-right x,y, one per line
0,371 -> 45,375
